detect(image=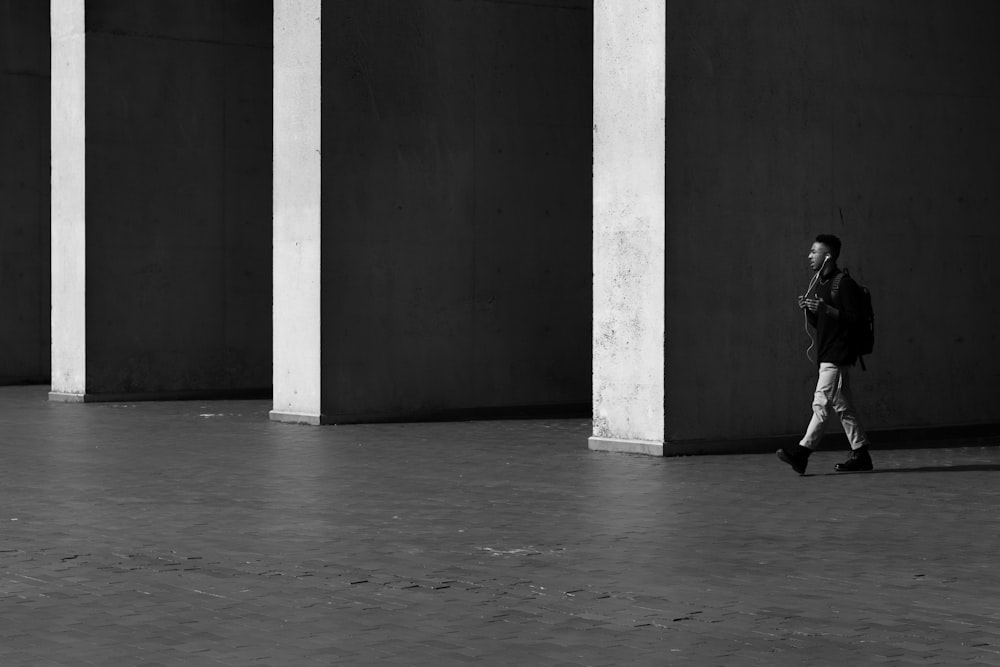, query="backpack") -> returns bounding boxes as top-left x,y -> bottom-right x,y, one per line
831,270 -> 875,370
